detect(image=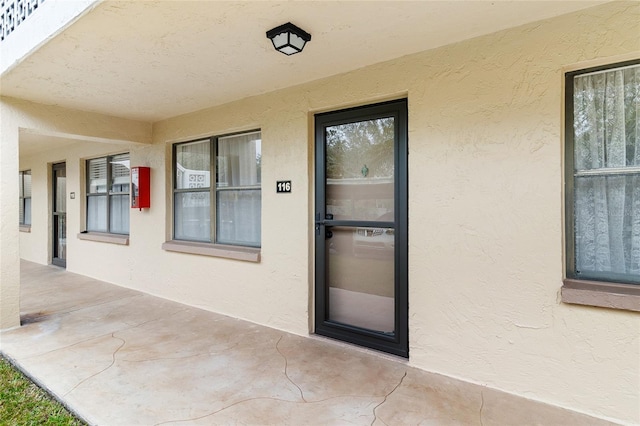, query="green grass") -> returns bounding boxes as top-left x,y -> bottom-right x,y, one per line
0,356 -> 85,426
